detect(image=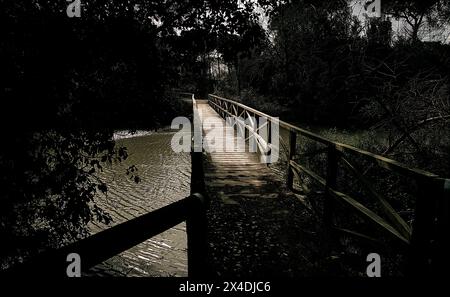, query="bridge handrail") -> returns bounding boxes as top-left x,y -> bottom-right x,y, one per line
5,193 -> 207,277
208,93 -> 448,275
208,94 -> 438,180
